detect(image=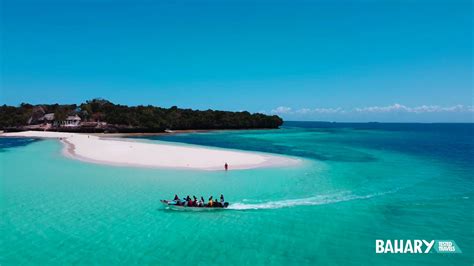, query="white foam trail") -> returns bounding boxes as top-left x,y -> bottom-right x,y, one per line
228,190 -> 396,210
